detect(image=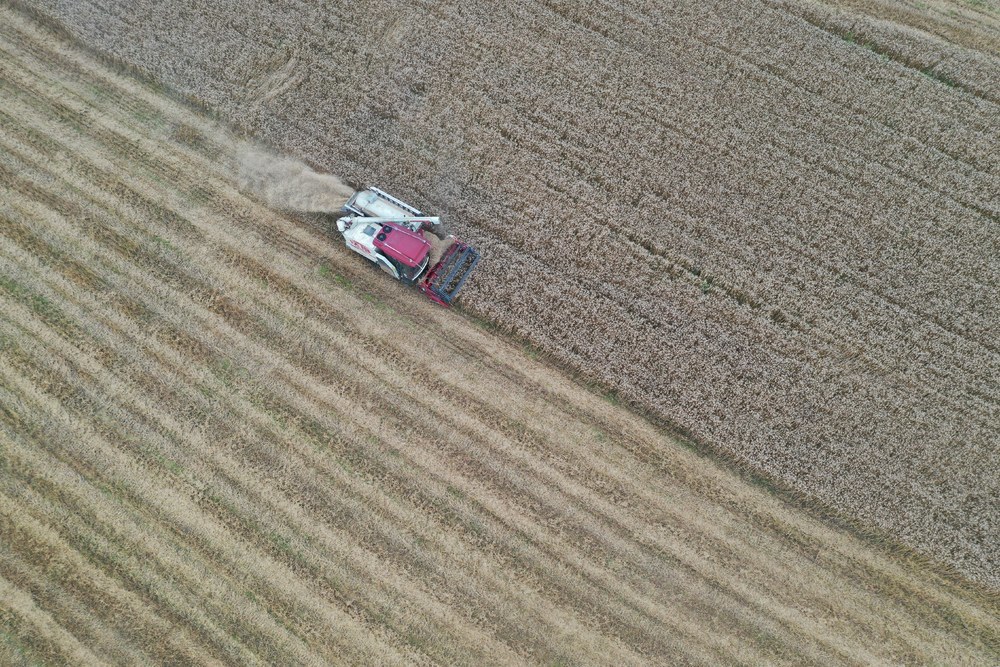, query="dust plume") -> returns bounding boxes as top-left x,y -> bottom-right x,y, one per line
235,145 -> 354,213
